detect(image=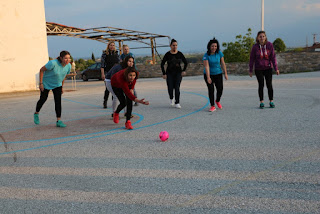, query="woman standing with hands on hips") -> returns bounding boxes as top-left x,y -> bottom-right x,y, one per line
161,39 -> 188,109
249,31 -> 279,109
203,38 -> 228,112
111,67 -> 149,130
33,50 -> 71,127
